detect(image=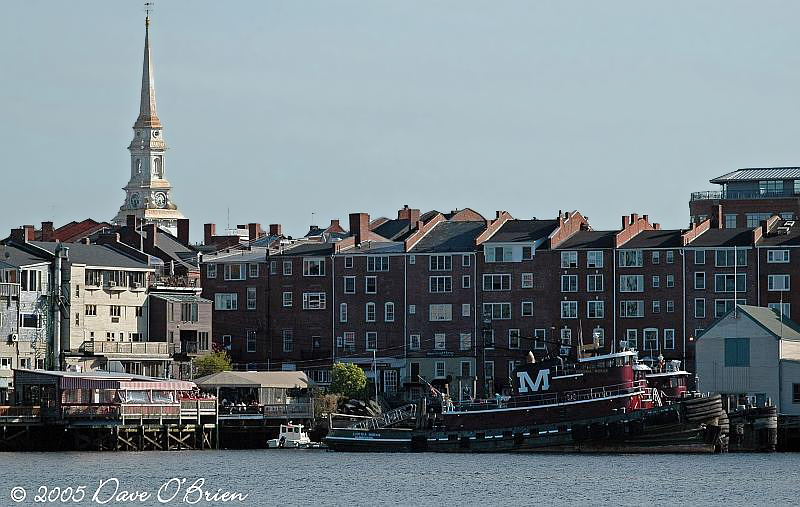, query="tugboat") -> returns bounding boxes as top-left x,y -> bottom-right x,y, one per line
325,346 -> 726,453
